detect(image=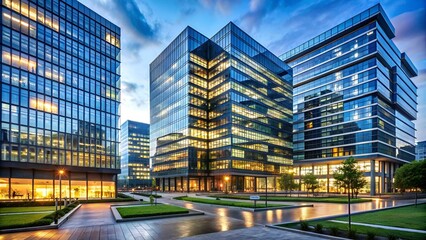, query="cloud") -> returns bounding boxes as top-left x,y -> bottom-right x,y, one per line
180,7 -> 196,16
266,0 -> 354,55
198,0 -> 240,15
121,81 -> 147,108
392,8 -> 426,62
80,0 -> 161,51
237,0 -> 284,32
